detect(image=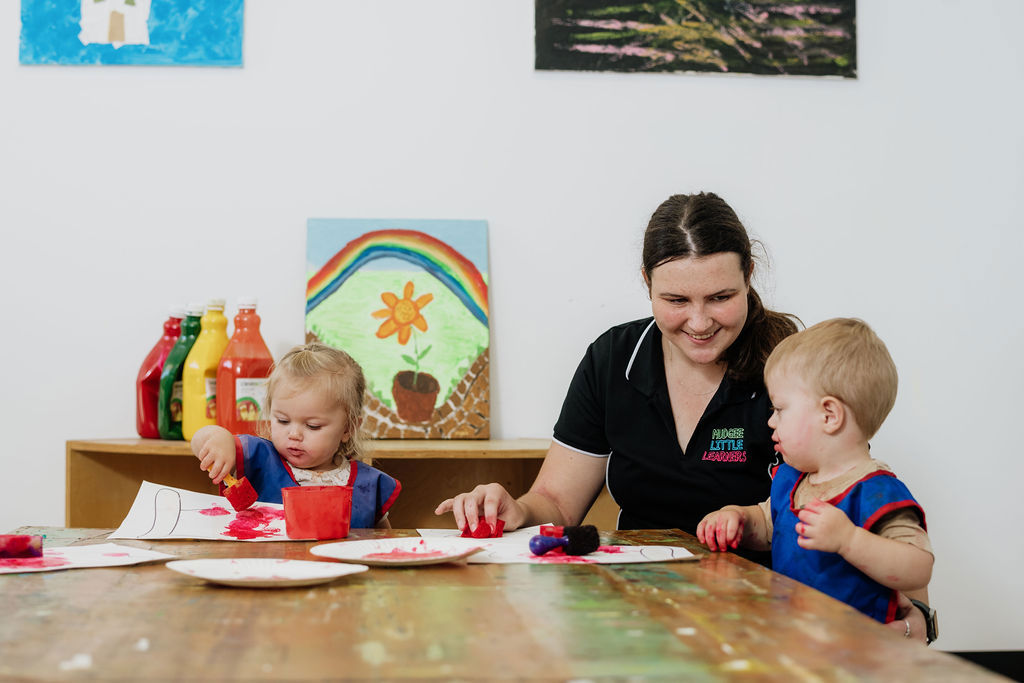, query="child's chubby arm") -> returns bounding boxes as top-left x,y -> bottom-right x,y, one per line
797,498 -> 933,592
190,425 -> 236,485
696,503 -> 771,552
